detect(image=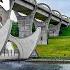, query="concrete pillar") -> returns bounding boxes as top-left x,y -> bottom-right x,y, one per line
34,19 -> 47,44
51,10 -> 62,36
41,26 -> 47,44
15,12 -> 34,38
33,3 -> 52,45
14,0 -> 37,38
45,14 -> 52,44
57,22 -> 62,35
0,0 -> 15,25
49,23 -> 62,36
